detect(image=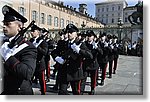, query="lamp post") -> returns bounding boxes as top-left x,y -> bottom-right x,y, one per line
81,21 -> 86,31
117,18 -> 123,41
